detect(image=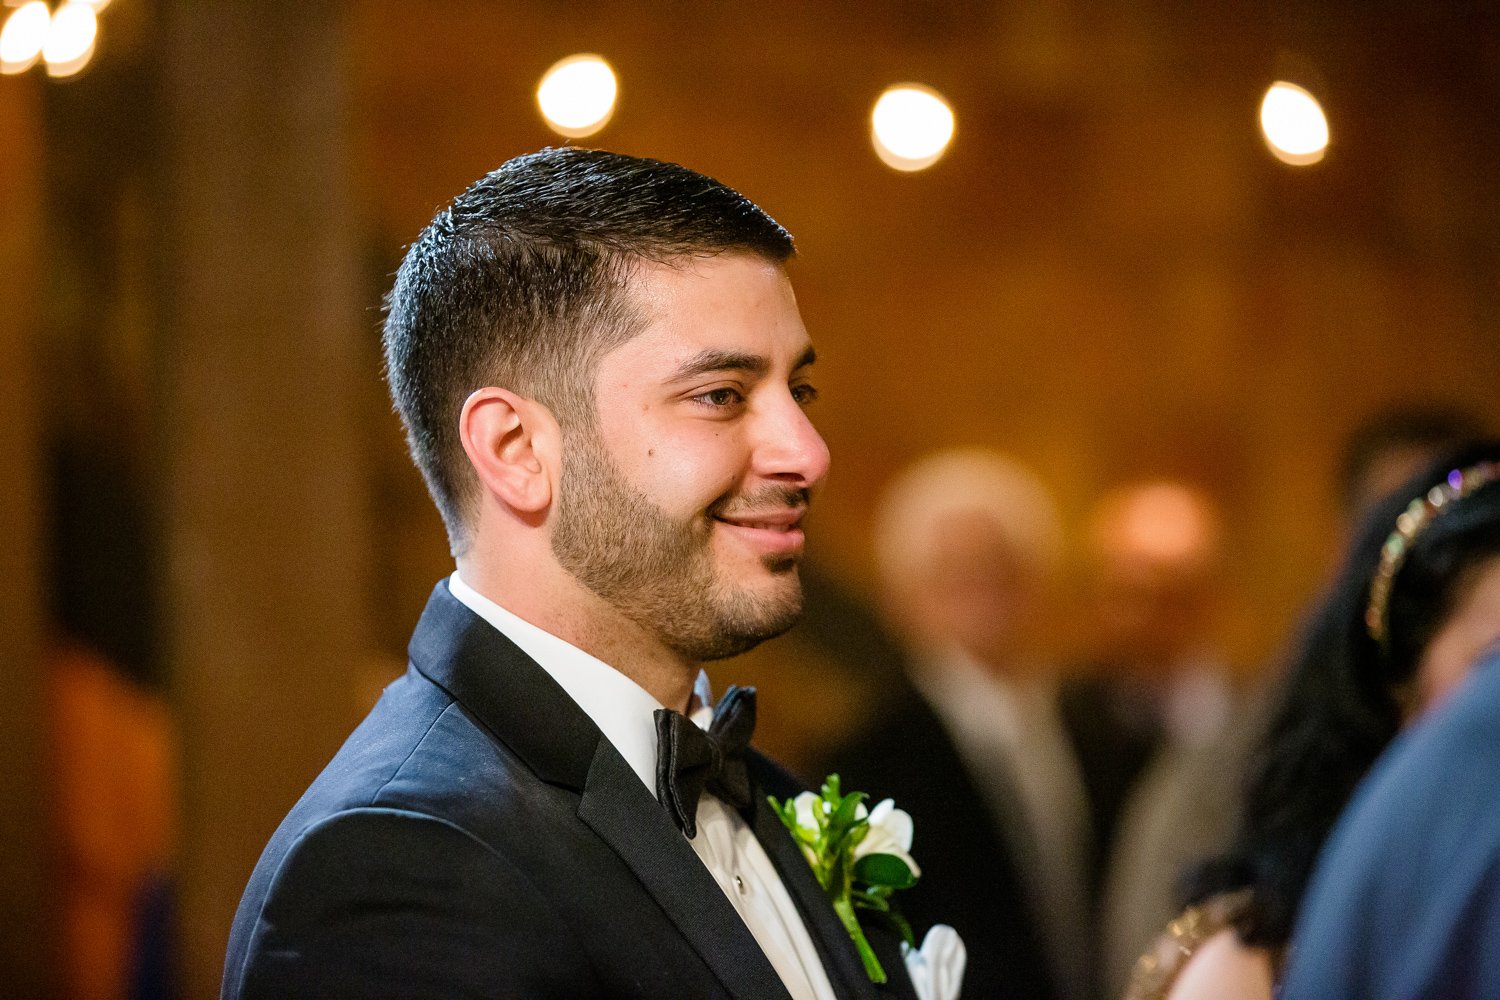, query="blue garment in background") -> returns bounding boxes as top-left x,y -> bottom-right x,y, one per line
1282,647 -> 1500,999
